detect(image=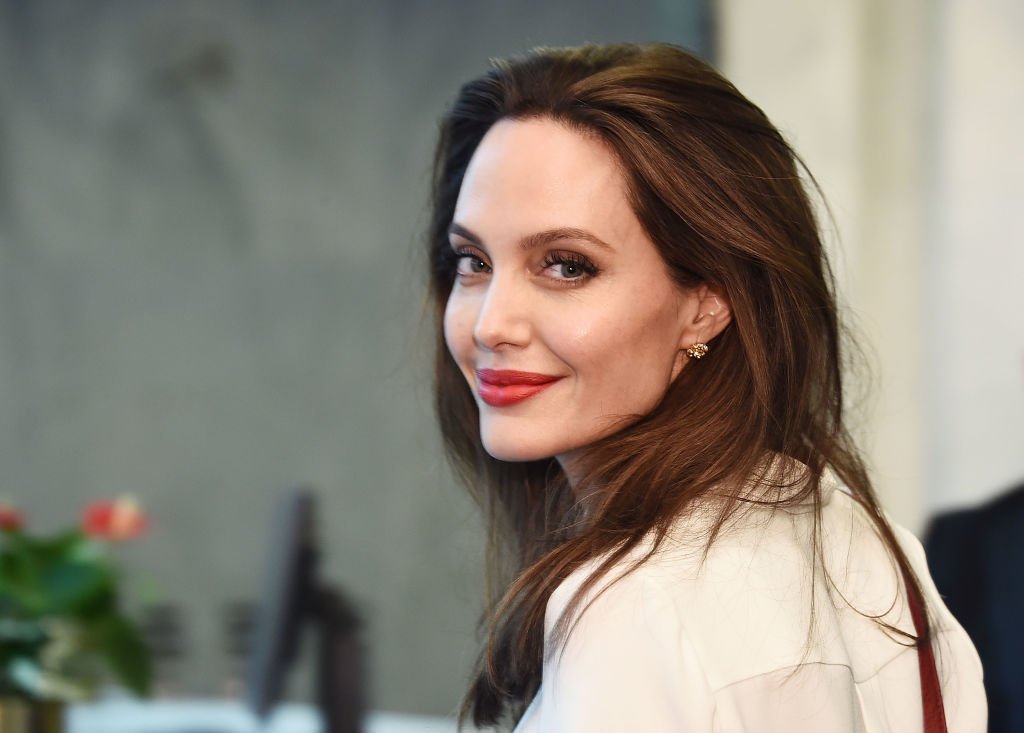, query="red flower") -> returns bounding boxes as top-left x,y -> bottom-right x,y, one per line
82,496 -> 150,540
0,502 -> 23,531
